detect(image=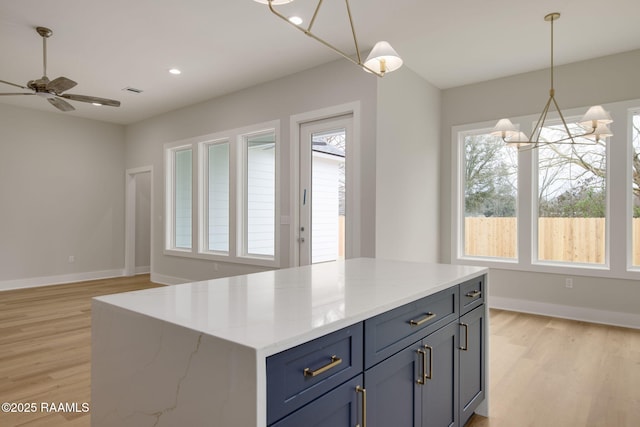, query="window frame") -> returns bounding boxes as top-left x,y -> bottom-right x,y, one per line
456,126 -> 519,262
451,99 -> 640,280
165,143 -> 194,254
531,115 -> 610,269
199,137 -> 231,256
164,120 -> 281,268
